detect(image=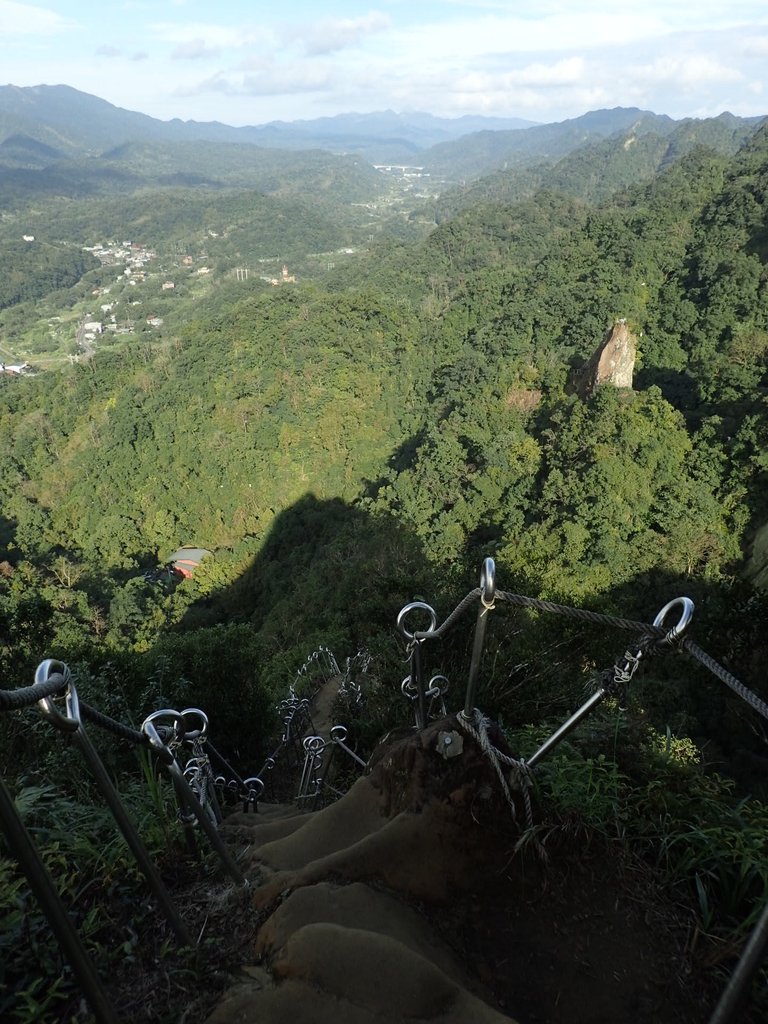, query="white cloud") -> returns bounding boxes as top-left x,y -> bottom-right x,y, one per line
178,61 -> 335,100
466,57 -> 587,89
0,0 -> 72,35
438,58 -> 590,115
389,11 -> 670,62
438,0 -> 768,35
151,21 -> 272,52
172,39 -> 221,61
628,54 -> 744,89
286,11 -> 391,56
3,1 -> 767,127
740,33 -> 768,56
241,66 -> 333,96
